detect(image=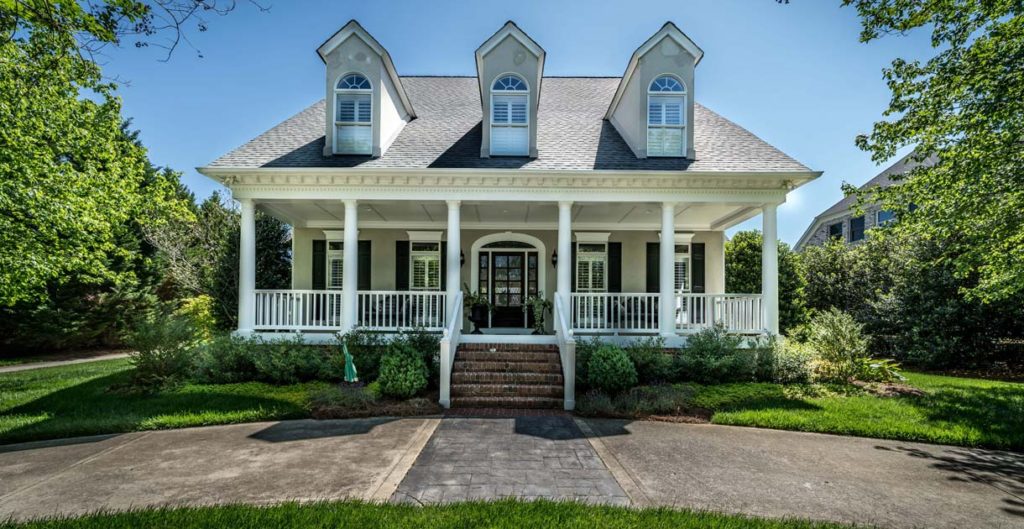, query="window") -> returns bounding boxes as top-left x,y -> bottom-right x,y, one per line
849,216 -> 865,242
876,209 -> 896,226
410,242 -> 441,291
674,244 -> 690,293
647,75 -> 686,157
326,241 -> 344,289
576,243 -> 607,293
334,73 -> 372,154
828,222 -> 843,241
490,74 -> 529,156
